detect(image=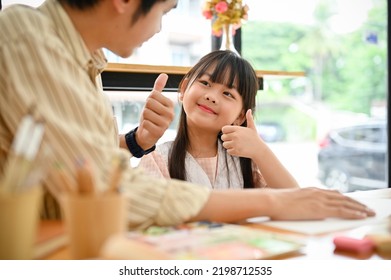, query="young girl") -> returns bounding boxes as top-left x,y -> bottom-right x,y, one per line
138,50 -> 299,189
